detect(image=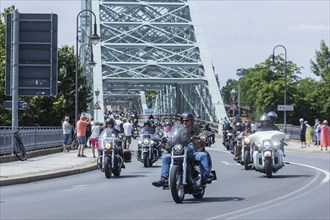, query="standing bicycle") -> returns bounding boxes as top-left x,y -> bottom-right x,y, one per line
13,130 -> 27,161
